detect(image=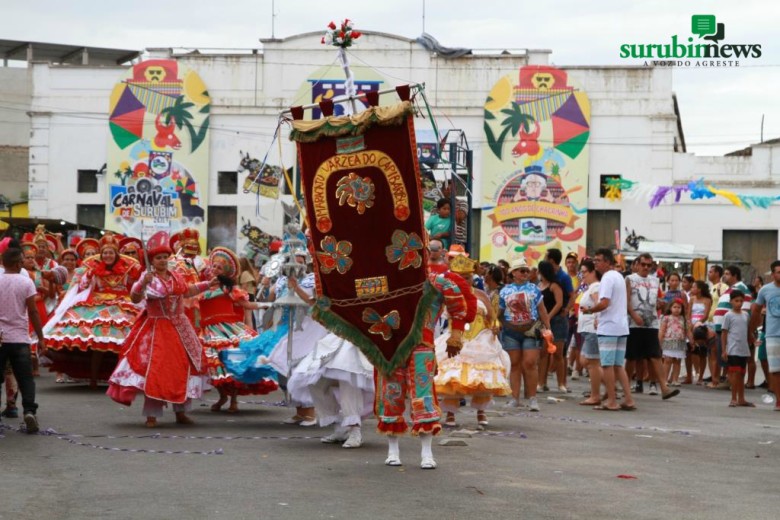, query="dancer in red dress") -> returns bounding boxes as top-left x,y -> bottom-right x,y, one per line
44,233 -> 143,386
107,231 -> 217,427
